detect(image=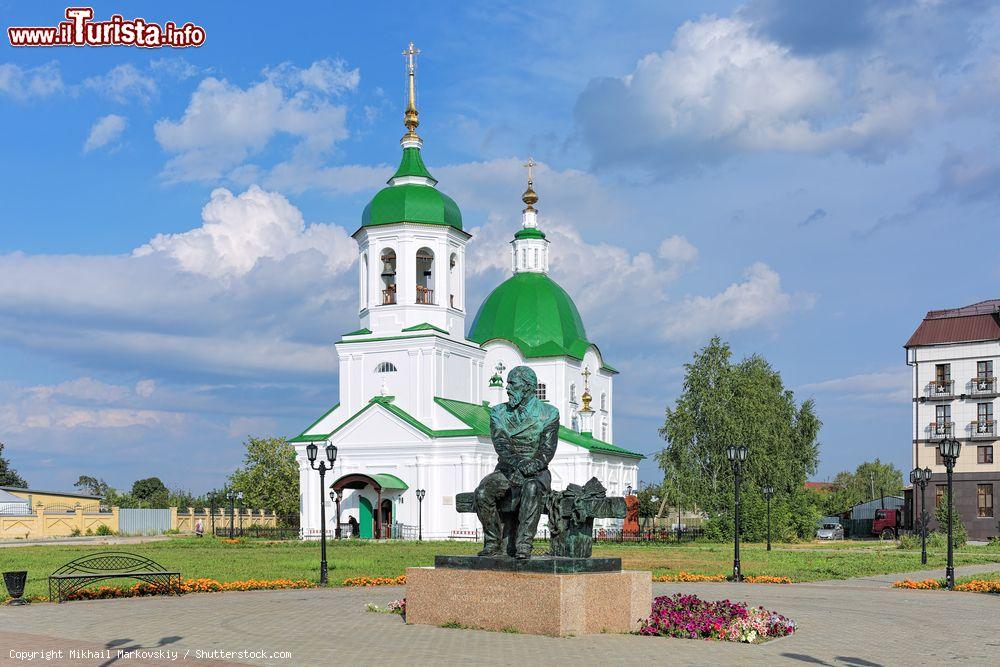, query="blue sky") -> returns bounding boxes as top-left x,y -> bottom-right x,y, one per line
1,1 -> 998,494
